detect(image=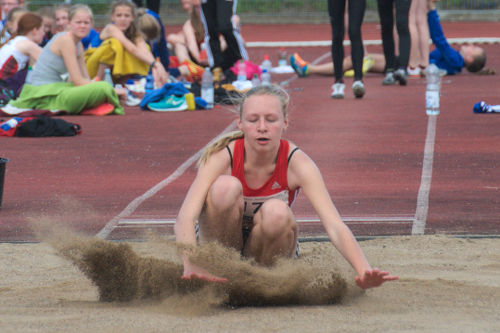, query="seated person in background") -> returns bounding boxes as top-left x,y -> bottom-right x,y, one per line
53,3 -> 69,33
8,5 -> 124,115
36,6 -> 55,47
167,0 -> 243,70
427,0 -> 485,75
0,0 -> 21,44
53,3 -> 97,50
85,0 -> 168,86
135,7 -> 200,82
0,7 -> 26,45
0,12 -> 44,79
